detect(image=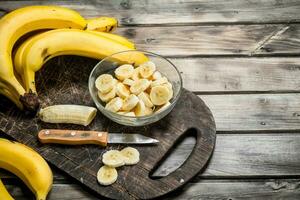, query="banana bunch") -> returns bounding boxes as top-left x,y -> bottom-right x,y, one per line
0,5 -> 145,112
0,138 -> 53,200
95,61 -> 173,117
